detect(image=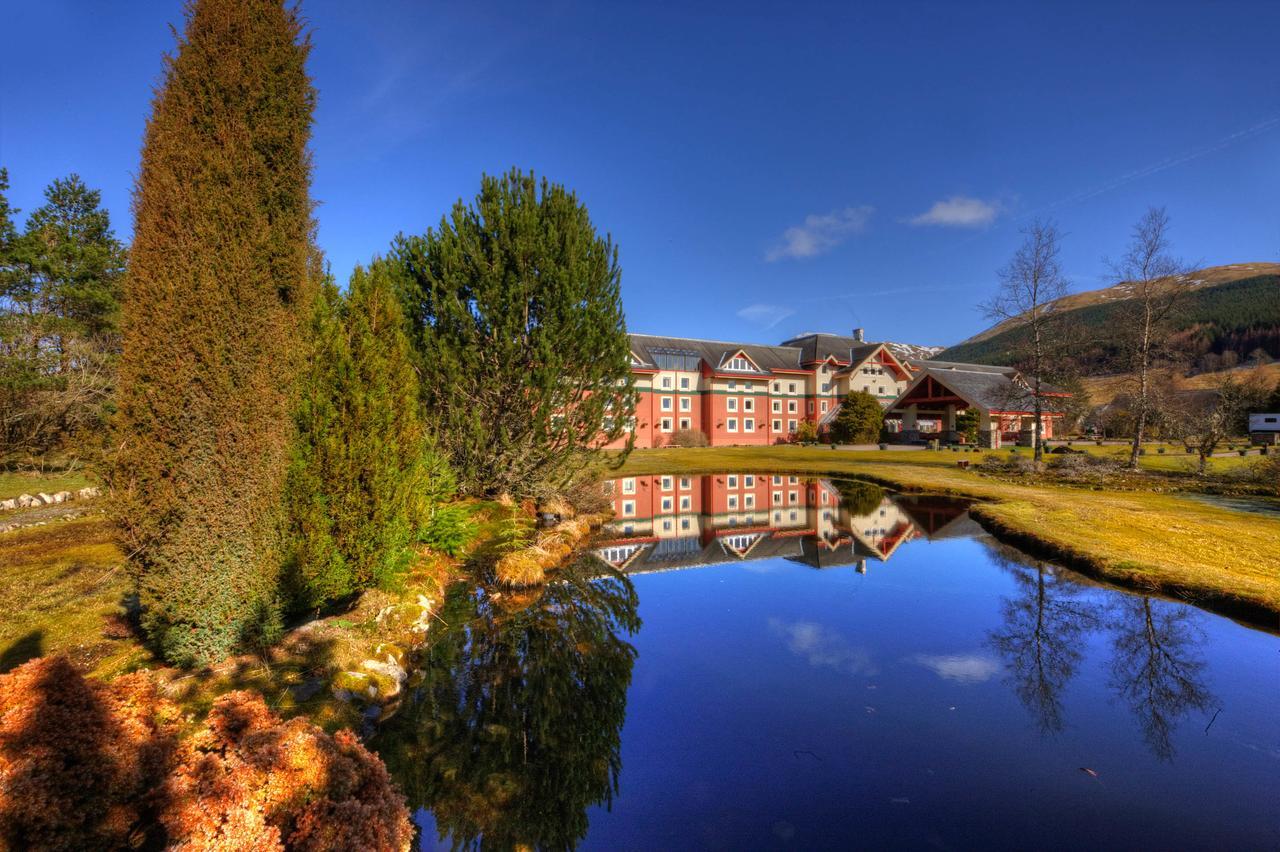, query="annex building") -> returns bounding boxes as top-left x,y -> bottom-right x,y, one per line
608,329 -> 1067,449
